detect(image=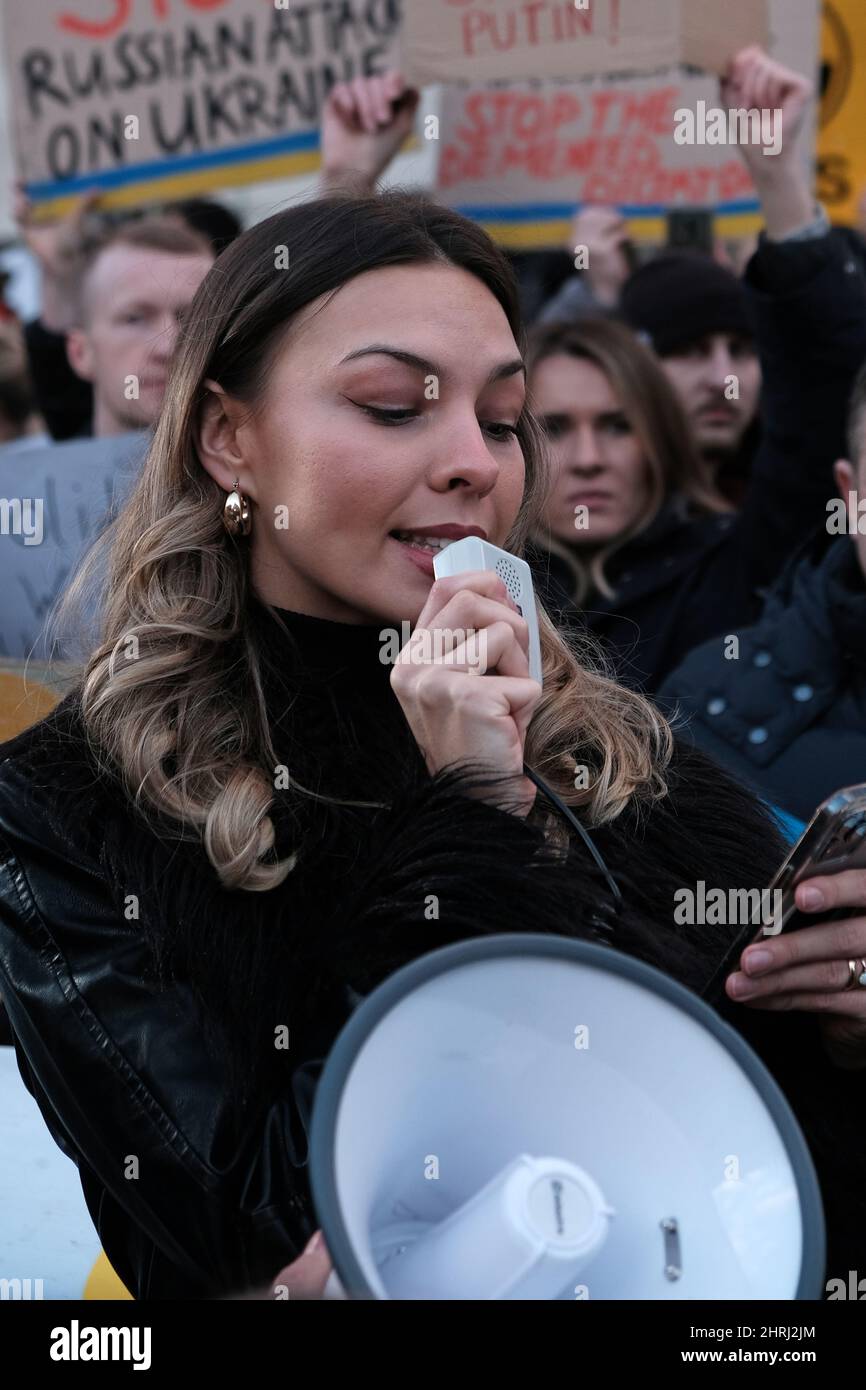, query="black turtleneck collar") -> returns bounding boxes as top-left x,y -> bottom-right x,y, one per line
245,593 -> 419,801
249,593 -> 399,689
